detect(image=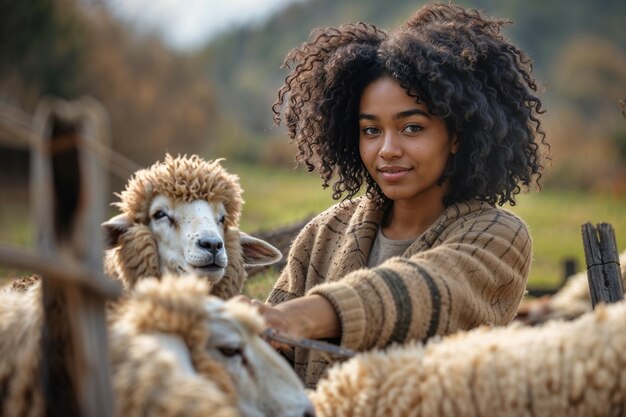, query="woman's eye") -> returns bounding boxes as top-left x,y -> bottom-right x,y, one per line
218,346 -> 242,357
403,124 -> 423,134
361,126 -> 380,136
